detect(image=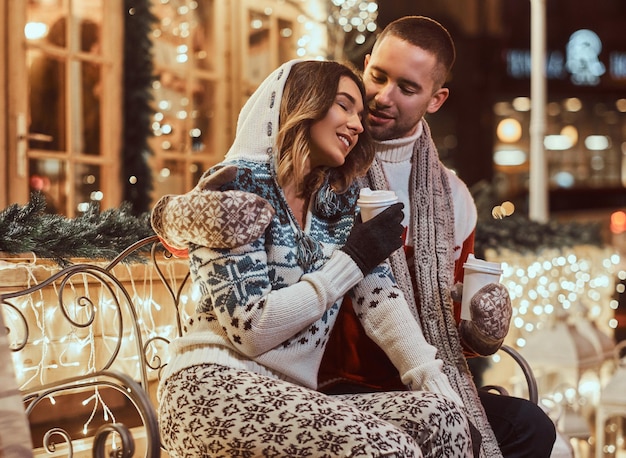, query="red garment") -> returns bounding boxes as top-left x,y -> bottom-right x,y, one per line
318,230 -> 476,392
158,237 -> 189,258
